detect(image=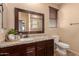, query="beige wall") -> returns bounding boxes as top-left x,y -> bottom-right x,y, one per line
58,3 -> 79,54
0,6 -> 2,28
3,3 -> 79,54
4,3 -> 60,36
